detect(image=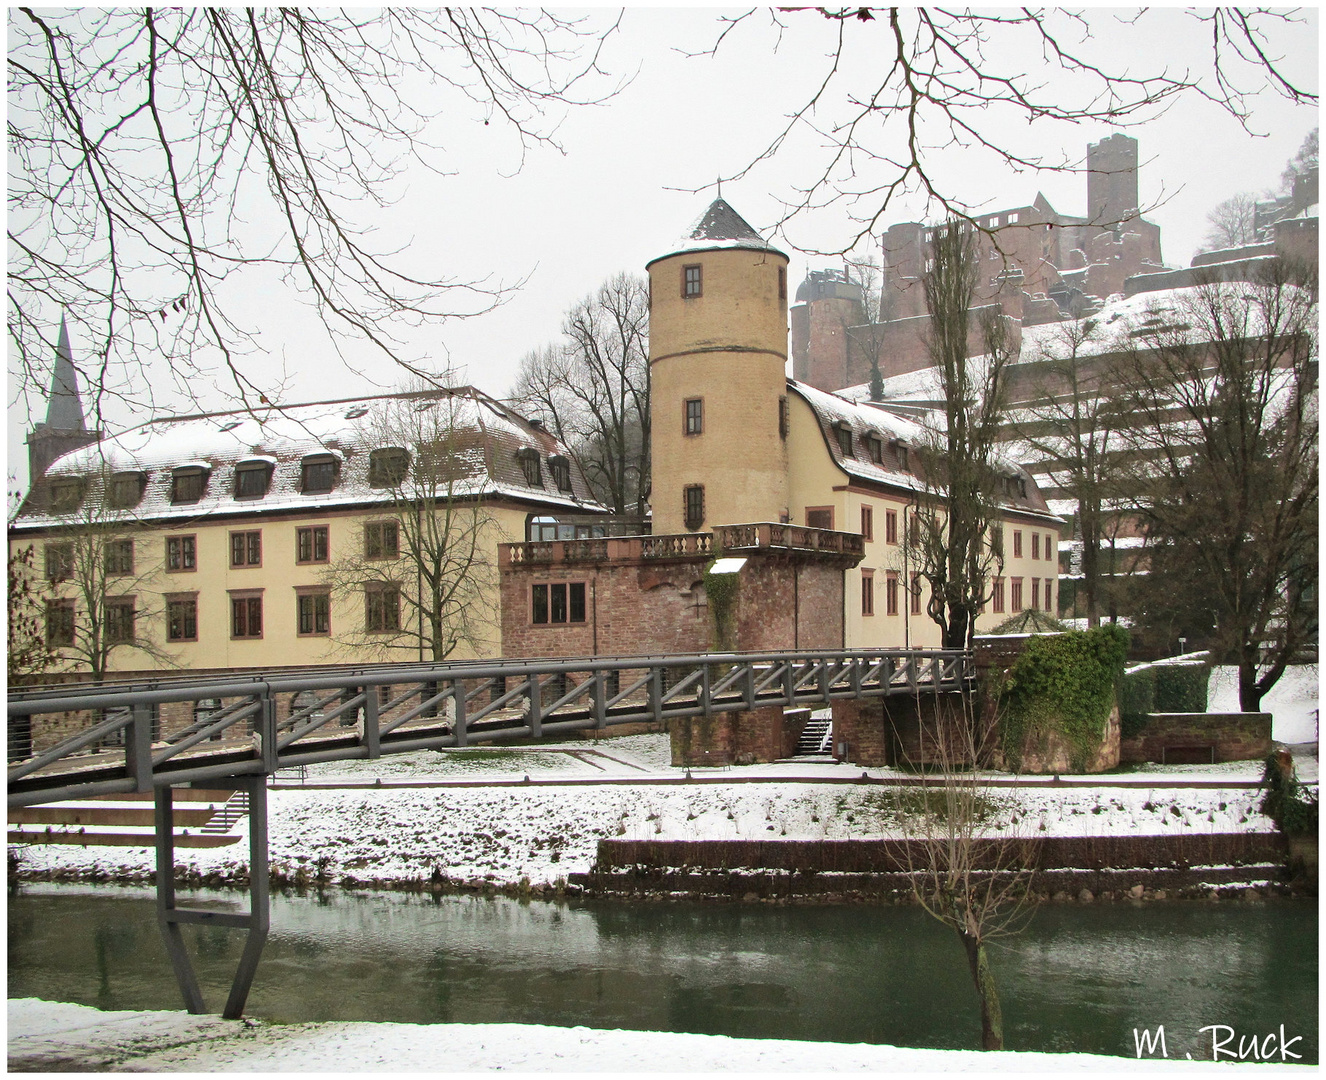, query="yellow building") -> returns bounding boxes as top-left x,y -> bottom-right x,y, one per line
11,368 -> 608,681
644,197 -> 1062,649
